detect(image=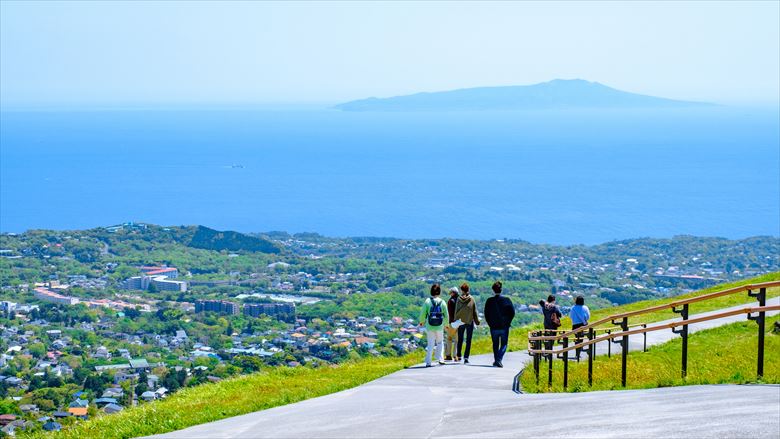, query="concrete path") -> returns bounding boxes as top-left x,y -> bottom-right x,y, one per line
148,299 -> 780,439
